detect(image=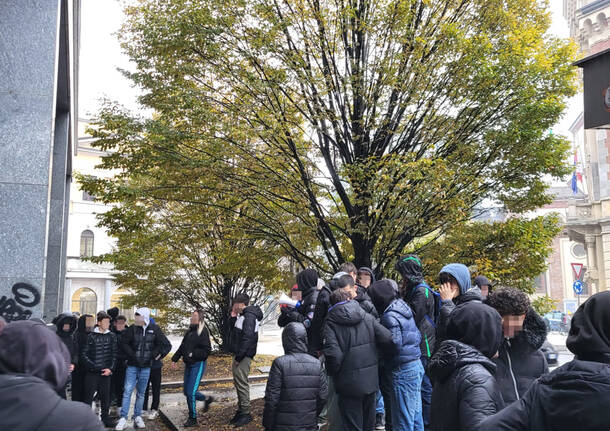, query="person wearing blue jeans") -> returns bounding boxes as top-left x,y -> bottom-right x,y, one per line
172,310 -> 213,427
369,280 -> 424,431
375,390 -> 385,429
116,307 -> 171,431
